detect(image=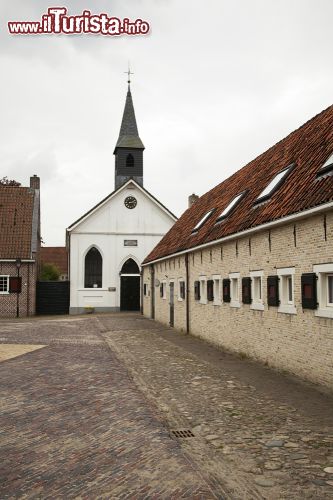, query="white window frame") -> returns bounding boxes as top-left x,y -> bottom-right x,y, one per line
314,263 -> 333,319
212,274 -> 222,305
250,270 -> 264,311
277,267 -> 296,315
178,278 -> 185,301
0,275 -> 9,294
256,166 -> 291,202
199,276 -> 207,304
229,272 -> 240,308
162,280 -> 167,300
